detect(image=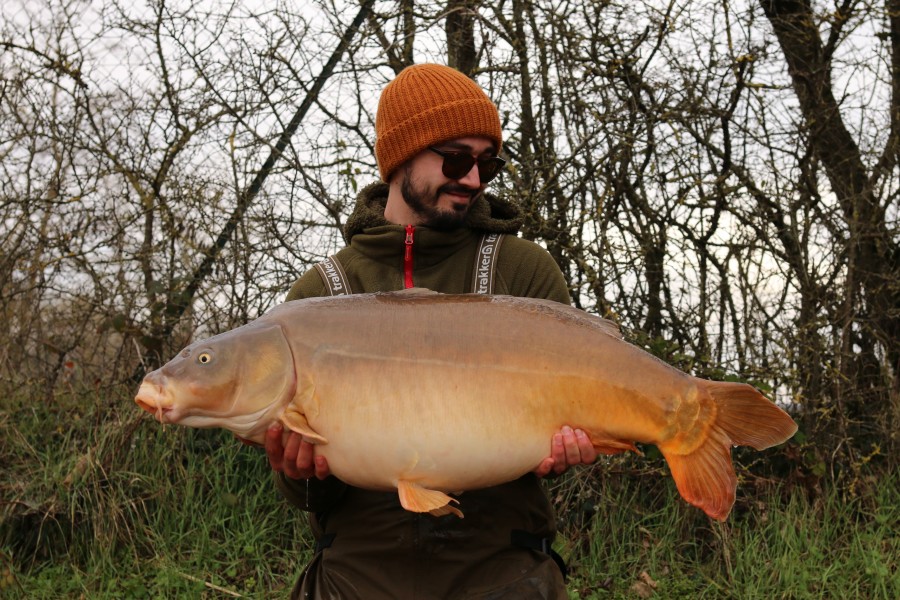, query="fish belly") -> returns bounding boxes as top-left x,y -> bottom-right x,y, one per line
291,338 -> 680,493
